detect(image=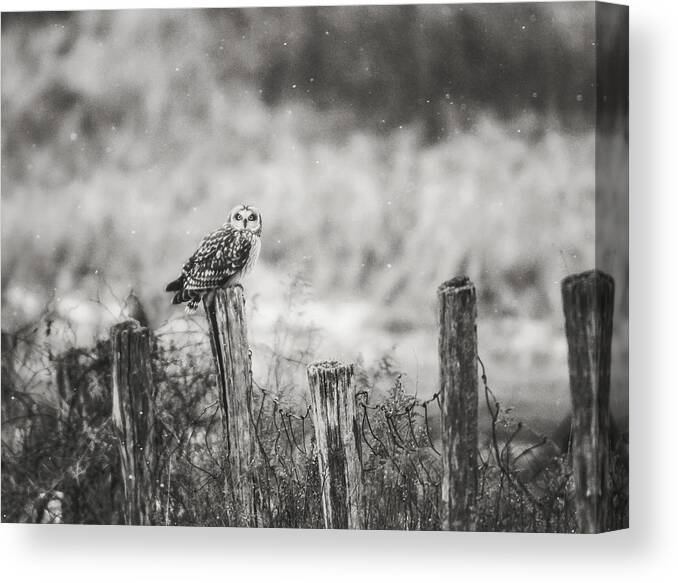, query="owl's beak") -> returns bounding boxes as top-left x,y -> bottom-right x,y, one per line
243,218 -> 248,228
